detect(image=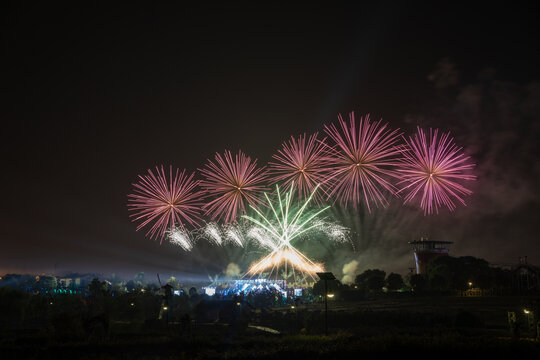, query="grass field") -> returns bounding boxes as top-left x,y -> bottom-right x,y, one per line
1,295 -> 539,359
